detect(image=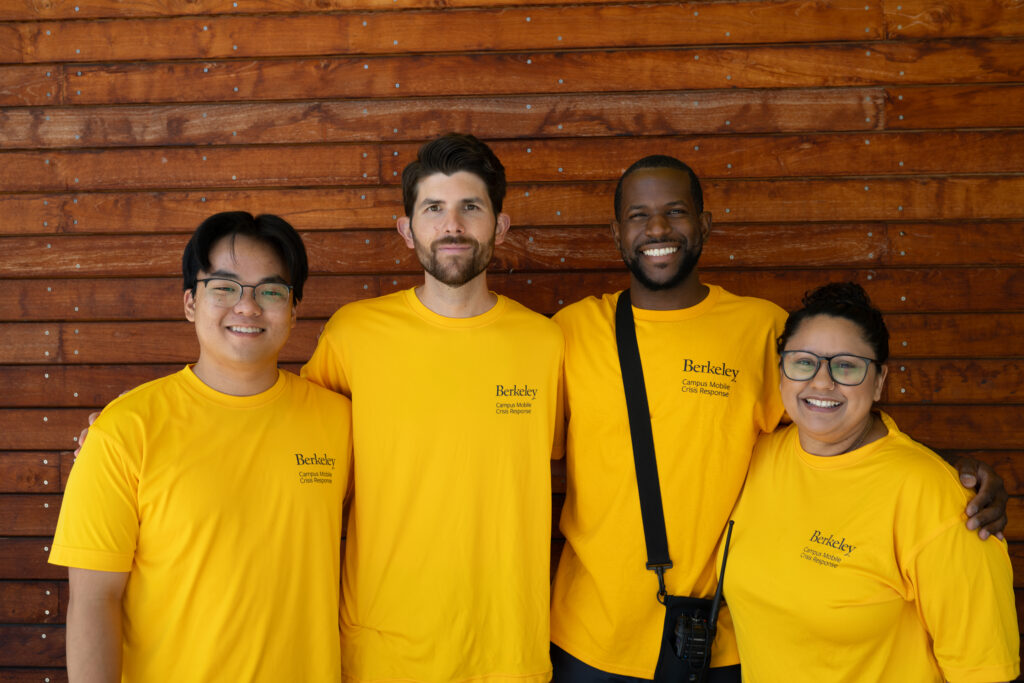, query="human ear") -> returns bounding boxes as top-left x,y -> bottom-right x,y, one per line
699,211 -> 713,242
493,213 -> 511,246
396,216 -> 415,249
184,289 -> 197,322
610,220 -> 622,250
872,364 -> 888,402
